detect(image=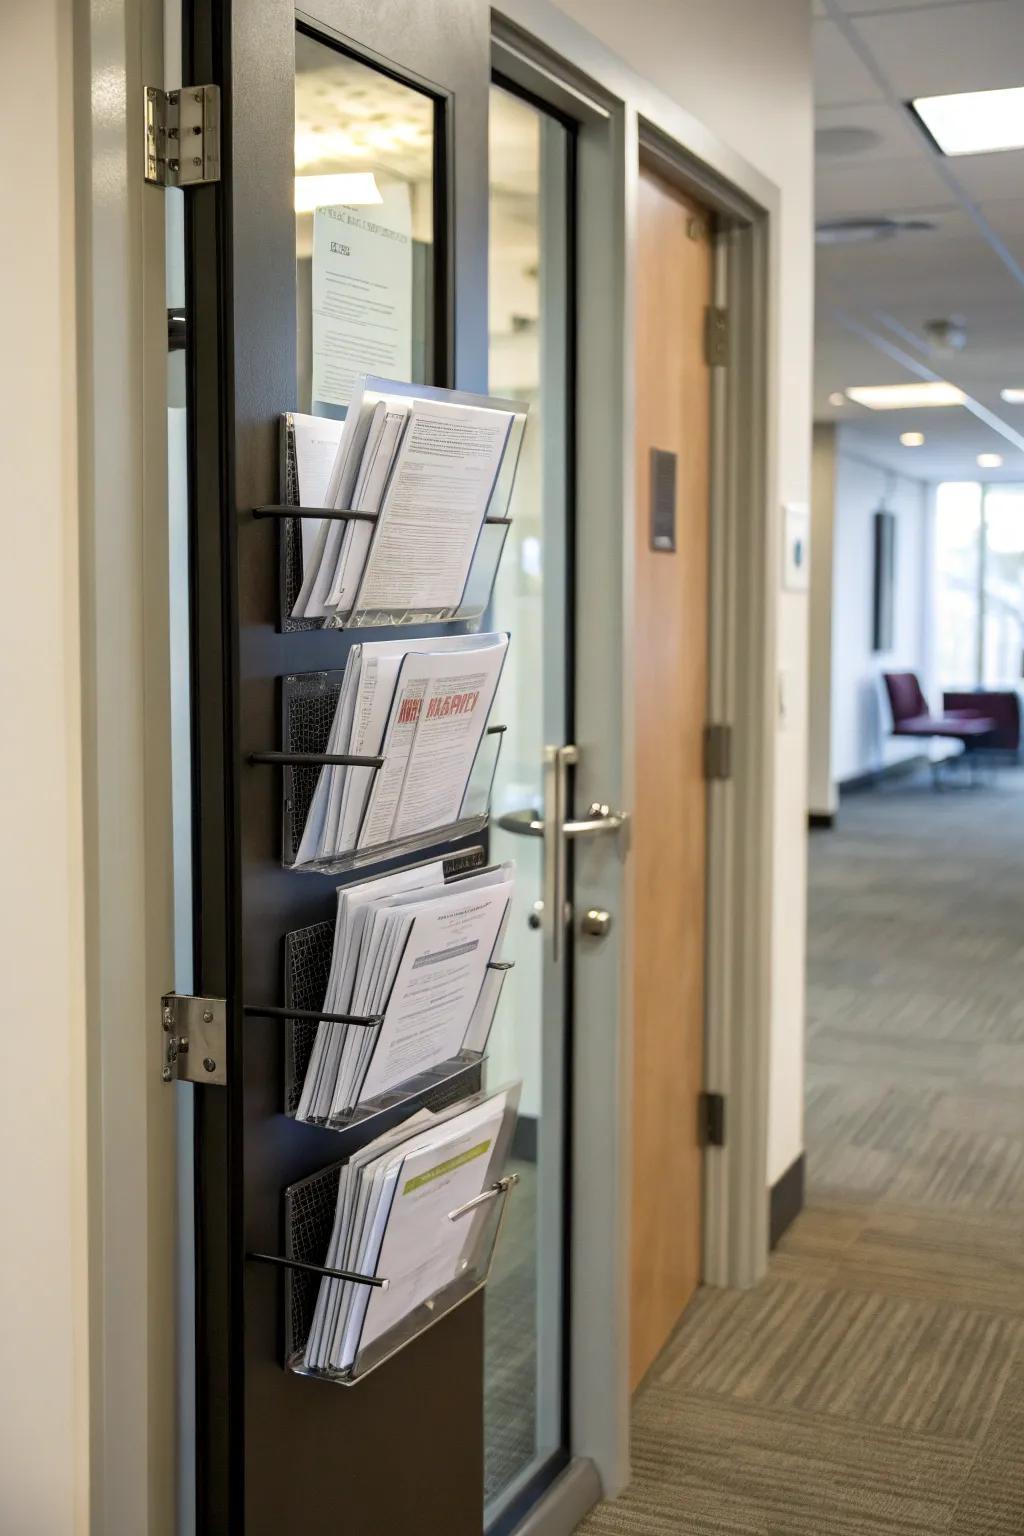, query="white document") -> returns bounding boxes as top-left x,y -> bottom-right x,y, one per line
325,403 -> 410,613
357,634 -> 508,850
352,400 -> 514,614
311,185 -> 413,409
356,1090 -> 510,1355
355,872 -> 513,1102
291,413 -> 346,571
